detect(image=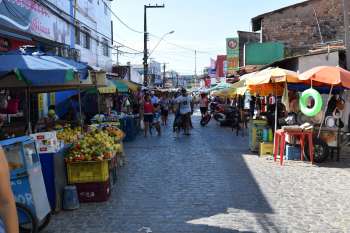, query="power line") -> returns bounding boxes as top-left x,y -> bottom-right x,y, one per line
104,2 -> 216,55
104,2 -> 144,34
